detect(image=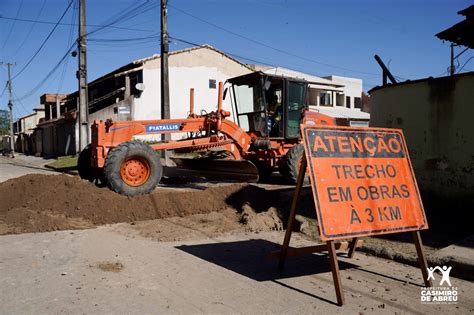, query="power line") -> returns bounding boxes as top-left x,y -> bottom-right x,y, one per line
88,43 -> 159,53
0,83 -> 7,99
56,0 -> 78,94
458,56 -> 473,73
12,0 -> 160,101
12,0 -> 75,81
15,43 -> 76,101
86,0 -> 160,37
170,35 -> 384,90
88,33 -> 160,43
1,0 -> 25,50
9,0 -> 48,60
12,90 -> 31,116
168,4 -> 379,77
170,36 -> 275,68
0,15 -> 154,33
